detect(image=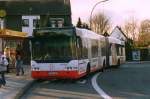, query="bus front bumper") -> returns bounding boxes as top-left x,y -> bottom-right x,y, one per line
31,70 -> 86,80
